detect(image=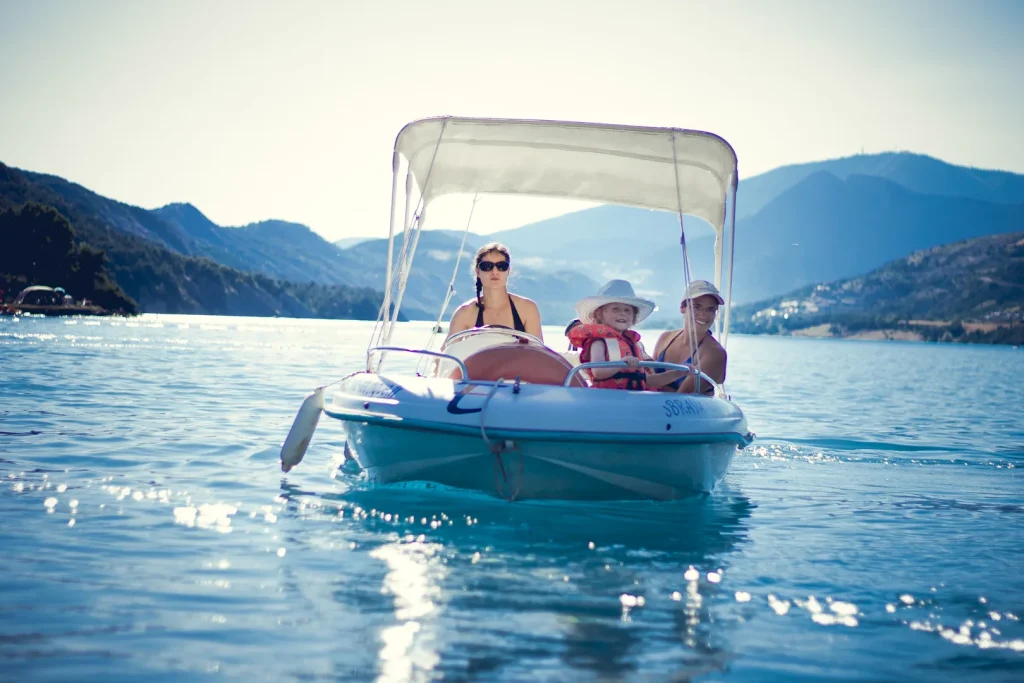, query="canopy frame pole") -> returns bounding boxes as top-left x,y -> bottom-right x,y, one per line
371,150 -> 402,350
721,175 -> 739,349
376,118 -> 450,366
